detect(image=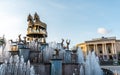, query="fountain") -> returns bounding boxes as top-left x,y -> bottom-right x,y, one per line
84,51 -> 103,75
0,55 -> 35,75
0,39 -> 108,75
0,13 -> 113,75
